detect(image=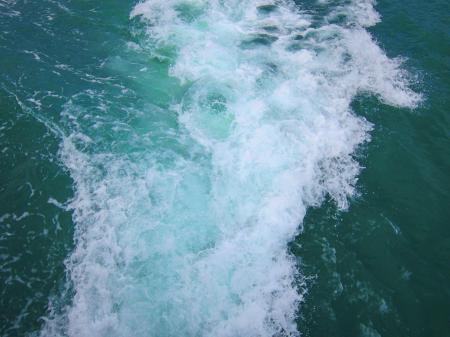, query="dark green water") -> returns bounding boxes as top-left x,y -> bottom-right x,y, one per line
293,1 -> 450,336
0,0 -> 449,336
